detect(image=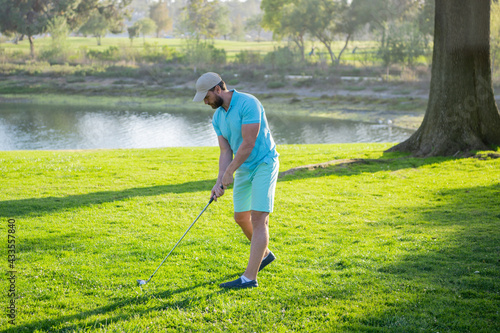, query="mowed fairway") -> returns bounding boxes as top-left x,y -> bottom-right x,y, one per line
0,36 -> 379,63
0,143 -> 499,332
0,37 -> 286,61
